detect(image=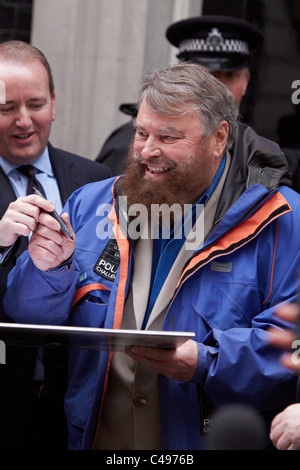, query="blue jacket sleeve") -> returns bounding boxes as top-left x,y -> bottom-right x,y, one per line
190,191 -> 300,410
4,252 -> 79,325
191,261 -> 299,409
194,319 -> 297,409
3,180 -> 115,326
